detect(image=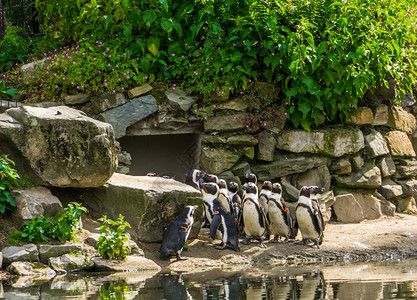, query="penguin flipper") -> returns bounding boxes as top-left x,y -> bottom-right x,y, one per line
210,213 -> 222,240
